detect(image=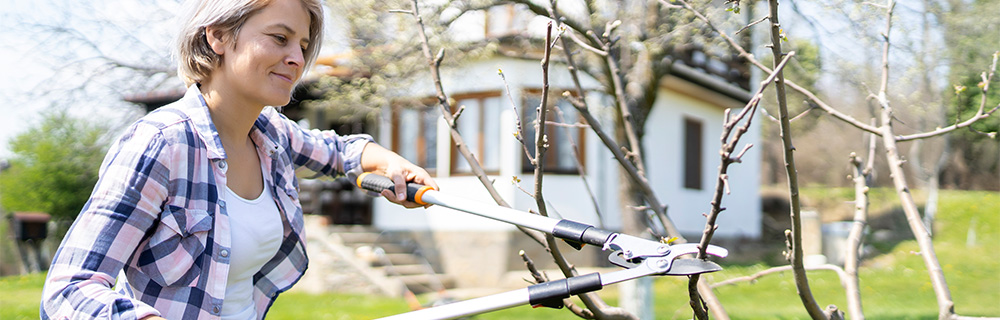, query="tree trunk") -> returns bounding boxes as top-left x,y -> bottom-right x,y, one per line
617,150 -> 654,320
